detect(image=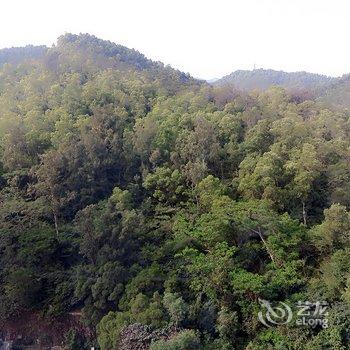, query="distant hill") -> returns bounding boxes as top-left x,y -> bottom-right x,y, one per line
0,34 -> 157,71
318,74 -> 350,108
213,68 -> 350,107
206,77 -> 219,83
49,33 -> 157,71
0,45 -> 47,66
0,34 -> 199,96
214,68 -> 336,94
